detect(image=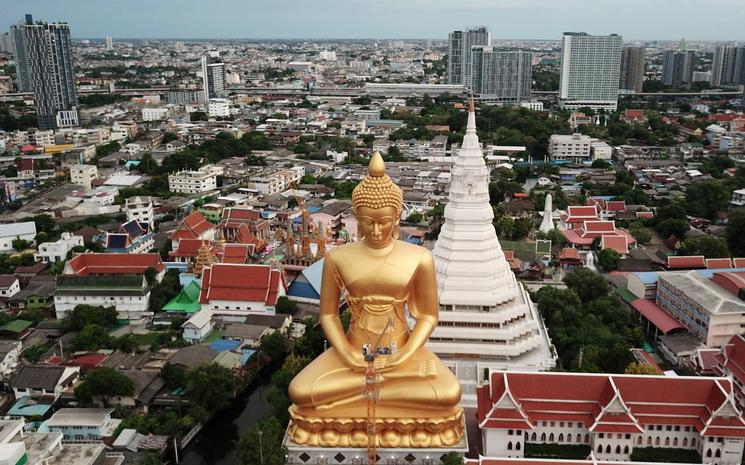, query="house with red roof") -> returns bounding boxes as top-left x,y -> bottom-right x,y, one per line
562,221 -> 636,252
199,264 -> 286,314
621,110 -> 648,125
219,207 -> 270,242
477,371 -> 745,463
54,253 -> 165,323
559,205 -> 601,230
170,211 -> 216,249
